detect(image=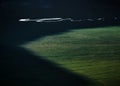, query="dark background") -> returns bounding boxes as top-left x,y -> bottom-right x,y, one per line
0,0 -> 120,19
0,0 -> 120,45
